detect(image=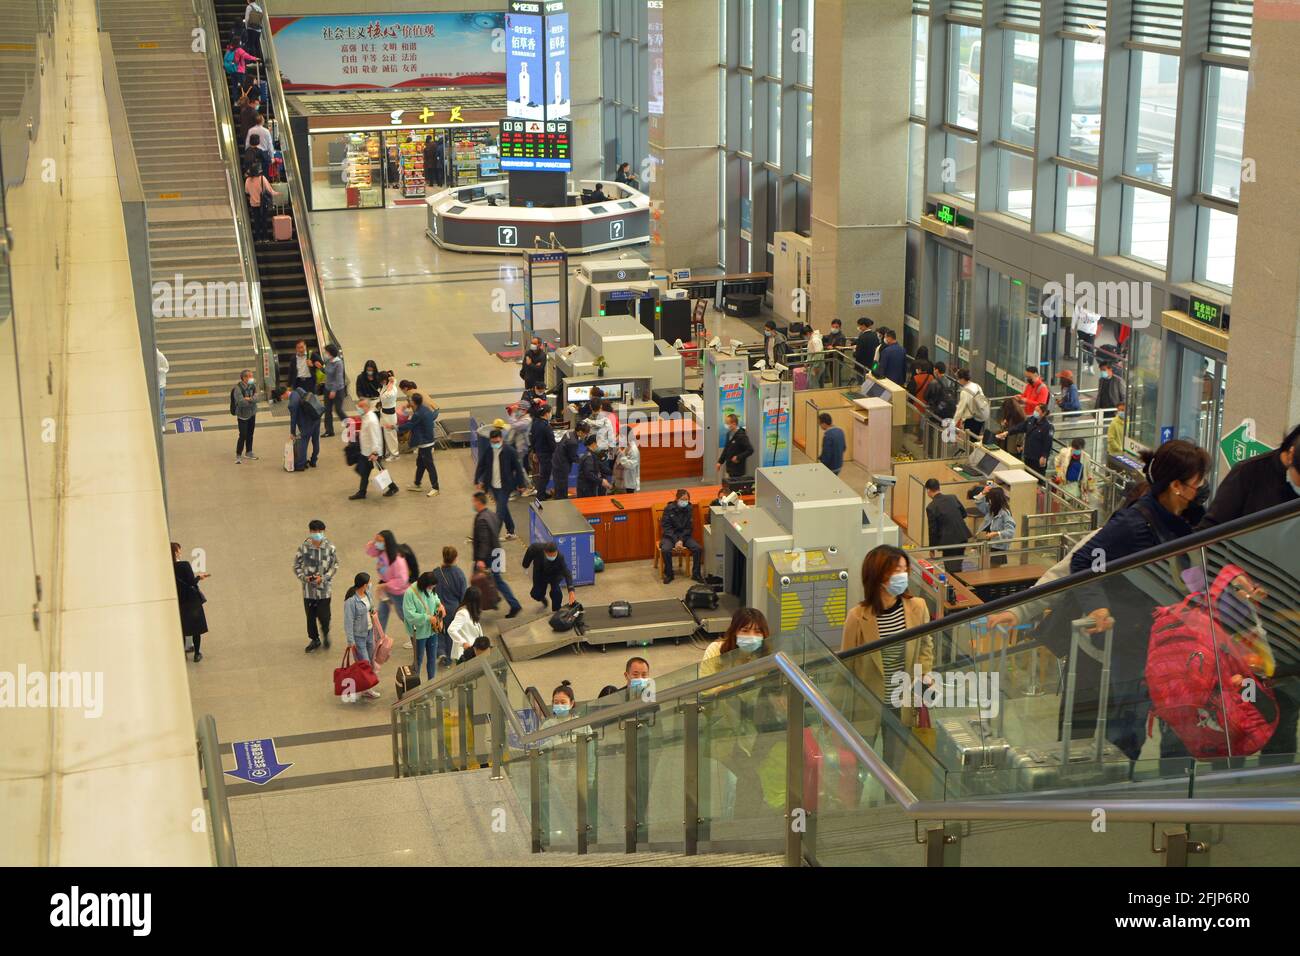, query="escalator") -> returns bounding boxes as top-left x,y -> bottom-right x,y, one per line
205,0 -> 335,385
390,495 -> 1300,865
